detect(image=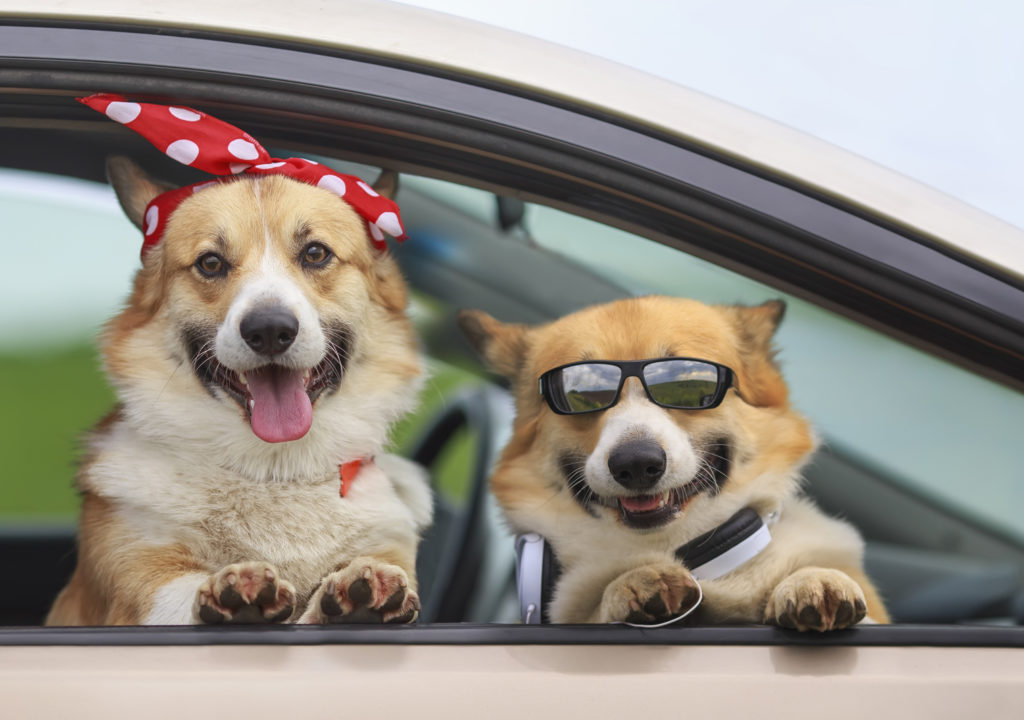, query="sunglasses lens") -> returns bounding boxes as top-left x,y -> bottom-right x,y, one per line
552,363 -> 622,413
644,360 -> 723,408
